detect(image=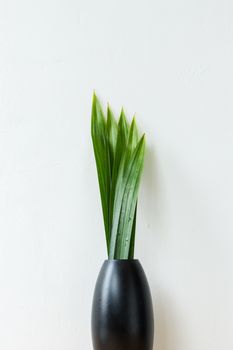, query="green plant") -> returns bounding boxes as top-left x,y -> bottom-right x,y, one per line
91,93 -> 145,259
